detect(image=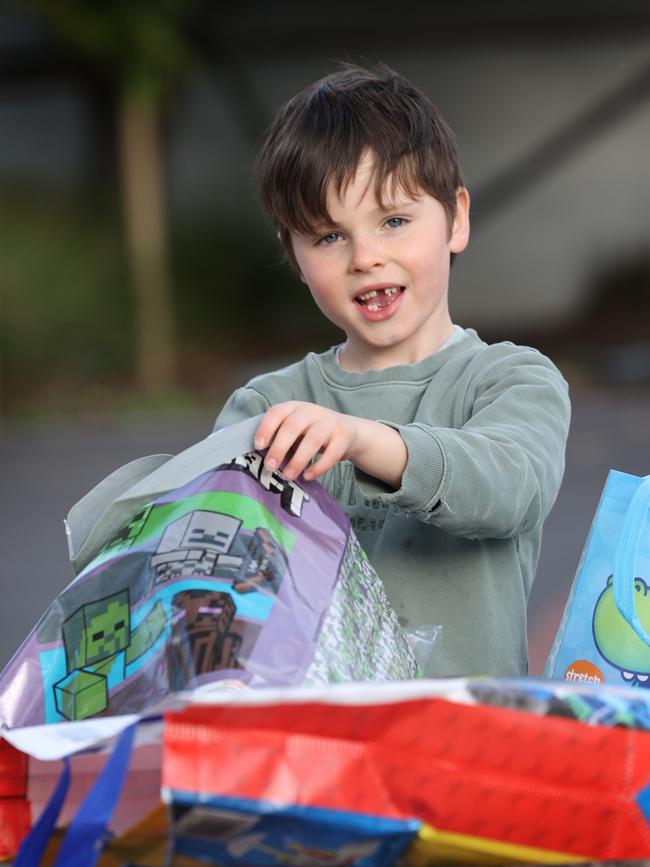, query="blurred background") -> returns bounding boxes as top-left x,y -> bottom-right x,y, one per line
1,0 -> 649,674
